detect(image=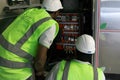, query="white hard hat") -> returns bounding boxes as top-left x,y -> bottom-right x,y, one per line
75,34 -> 95,54
41,0 -> 63,12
